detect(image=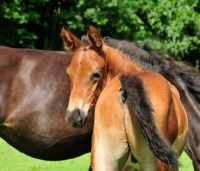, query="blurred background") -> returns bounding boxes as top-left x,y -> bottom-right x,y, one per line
0,0 -> 200,66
